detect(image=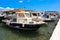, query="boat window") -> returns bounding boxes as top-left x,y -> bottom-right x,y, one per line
38,13 -> 40,16
12,14 -> 17,18
19,13 -> 25,17
41,13 -> 43,14
25,13 -> 31,18
32,13 -> 37,16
